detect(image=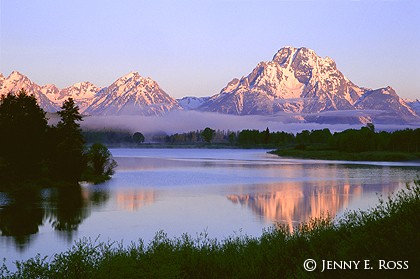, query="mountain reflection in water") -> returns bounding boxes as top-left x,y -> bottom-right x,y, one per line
0,186 -> 109,249
116,190 -> 156,211
2,149 -> 419,268
227,182 -> 400,231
